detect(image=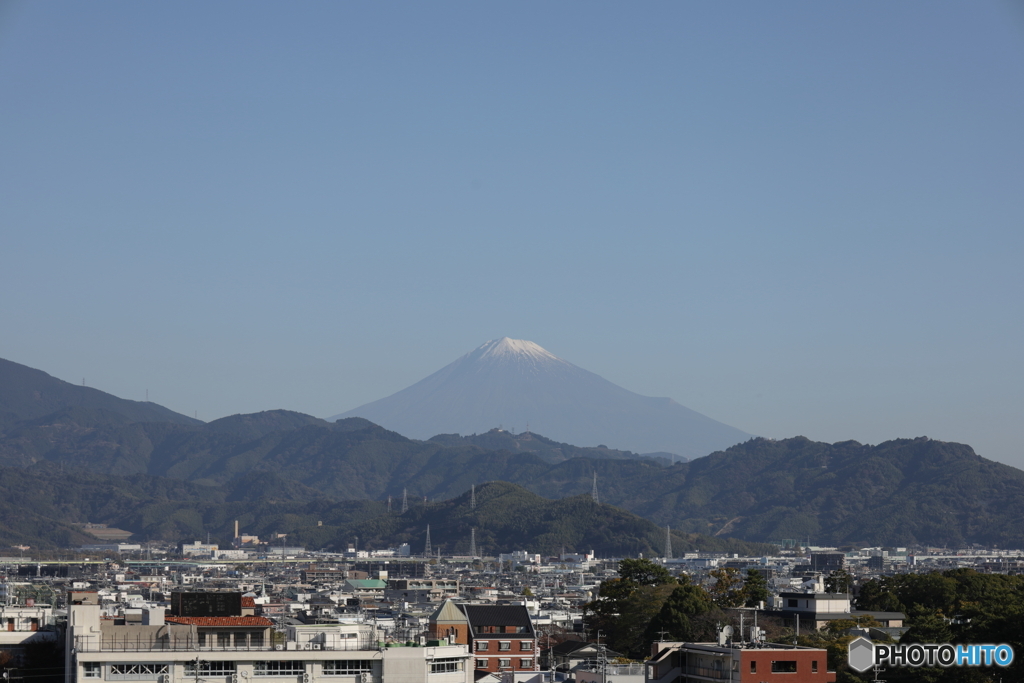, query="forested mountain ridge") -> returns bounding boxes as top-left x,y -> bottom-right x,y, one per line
2,357 -> 1022,549
0,465 -> 771,557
